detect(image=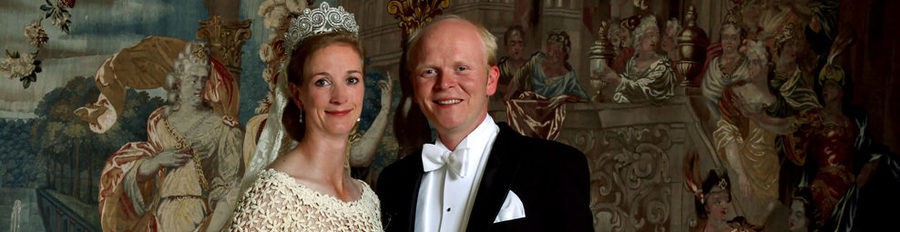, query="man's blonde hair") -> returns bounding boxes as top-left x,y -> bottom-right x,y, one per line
406,15 -> 498,71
